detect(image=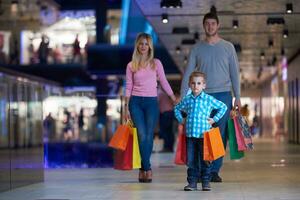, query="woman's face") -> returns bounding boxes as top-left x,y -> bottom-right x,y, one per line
137,38 -> 150,56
